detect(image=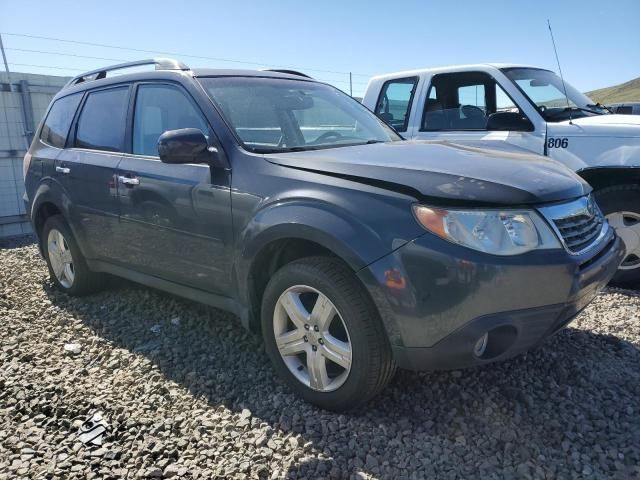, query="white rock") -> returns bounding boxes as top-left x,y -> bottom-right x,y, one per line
63,343 -> 82,355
